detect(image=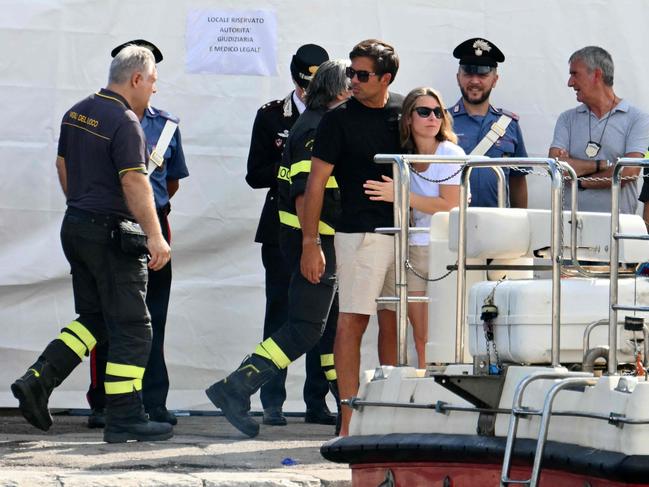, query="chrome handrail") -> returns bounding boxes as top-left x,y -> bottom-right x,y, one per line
608,157 -> 649,374
457,158 -> 564,365
374,154 -> 496,365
